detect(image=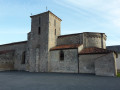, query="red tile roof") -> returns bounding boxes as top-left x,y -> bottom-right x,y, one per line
79,47 -> 116,55
0,50 -> 15,54
50,44 -> 82,51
